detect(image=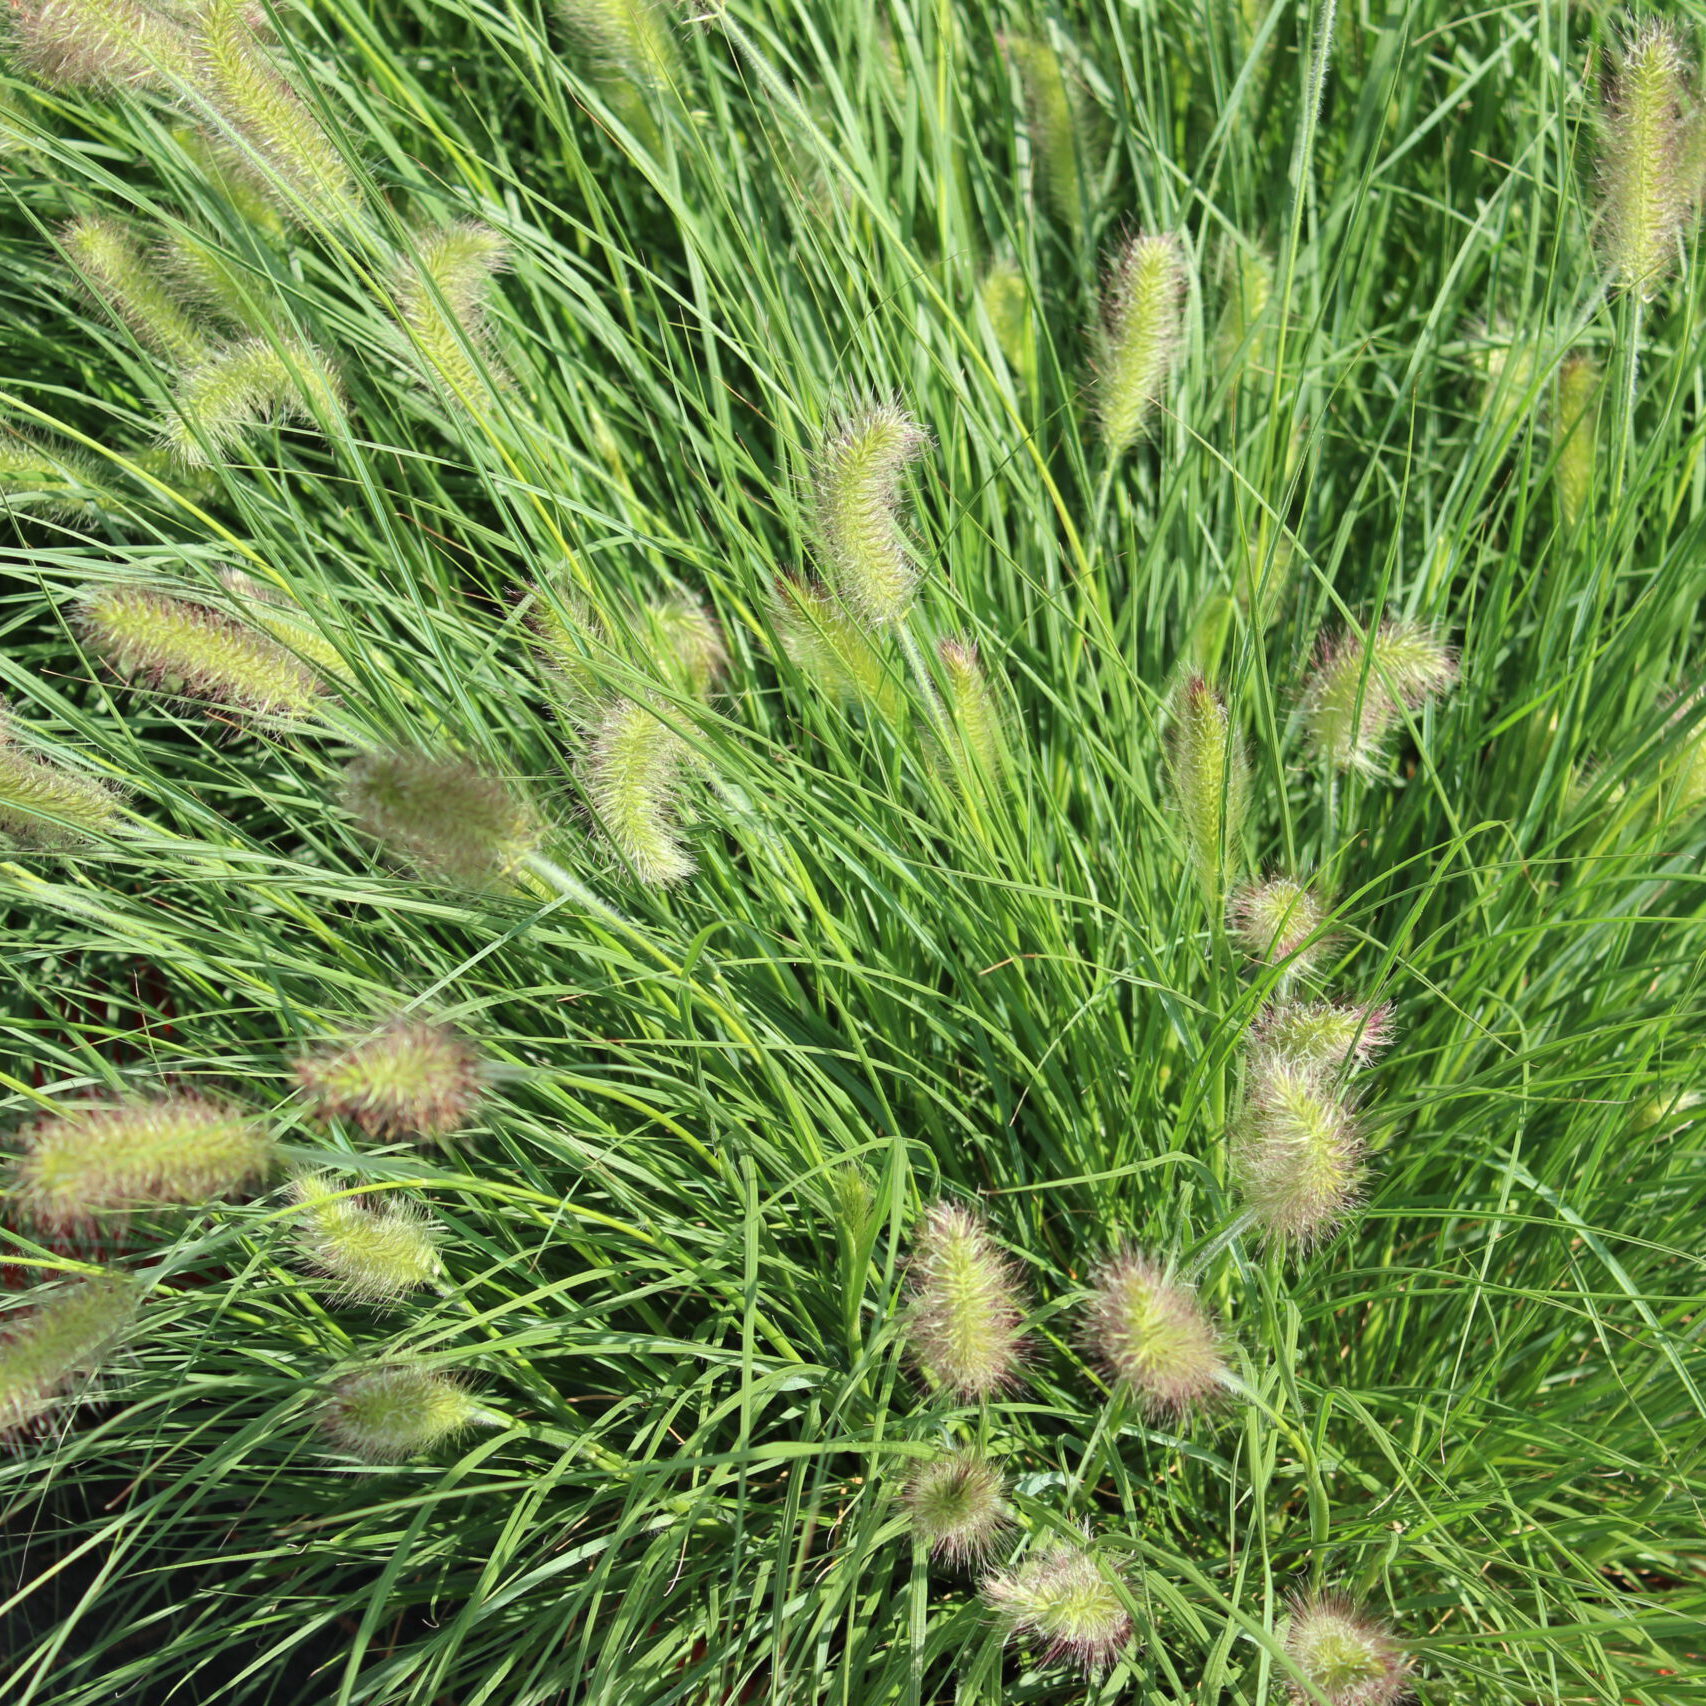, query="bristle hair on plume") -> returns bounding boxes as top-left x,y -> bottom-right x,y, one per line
10,1092 -> 276,1232
0,702 -> 127,849
394,223 -> 510,404
1096,232 -> 1186,454
1599,22 -> 1694,300
1082,1252 -> 1228,1420
810,403 -> 931,629
1253,999 -> 1393,1072
640,596 -> 728,700
982,1538 -> 1134,1674
904,1200 -> 1029,1400
77,583 -> 325,723
935,637 -> 1009,788
162,336 -> 345,467
288,1173 -> 442,1305
1303,619 -> 1457,775
320,1363 -> 483,1462
217,569 -> 345,678
338,748 -> 543,890
901,1453 -> 1011,1567
0,434 -> 107,520
1236,1055 -> 1366,1247
9,0 -> 194,91
60,216 -> 208,366
1169,675 -> 1249,901
1284,1593 -> 1412,1706
293,1015 -> 486,1144
1229,875 -> 1333,976
581,696 -> 695,885
0,1272 -> 143,1438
